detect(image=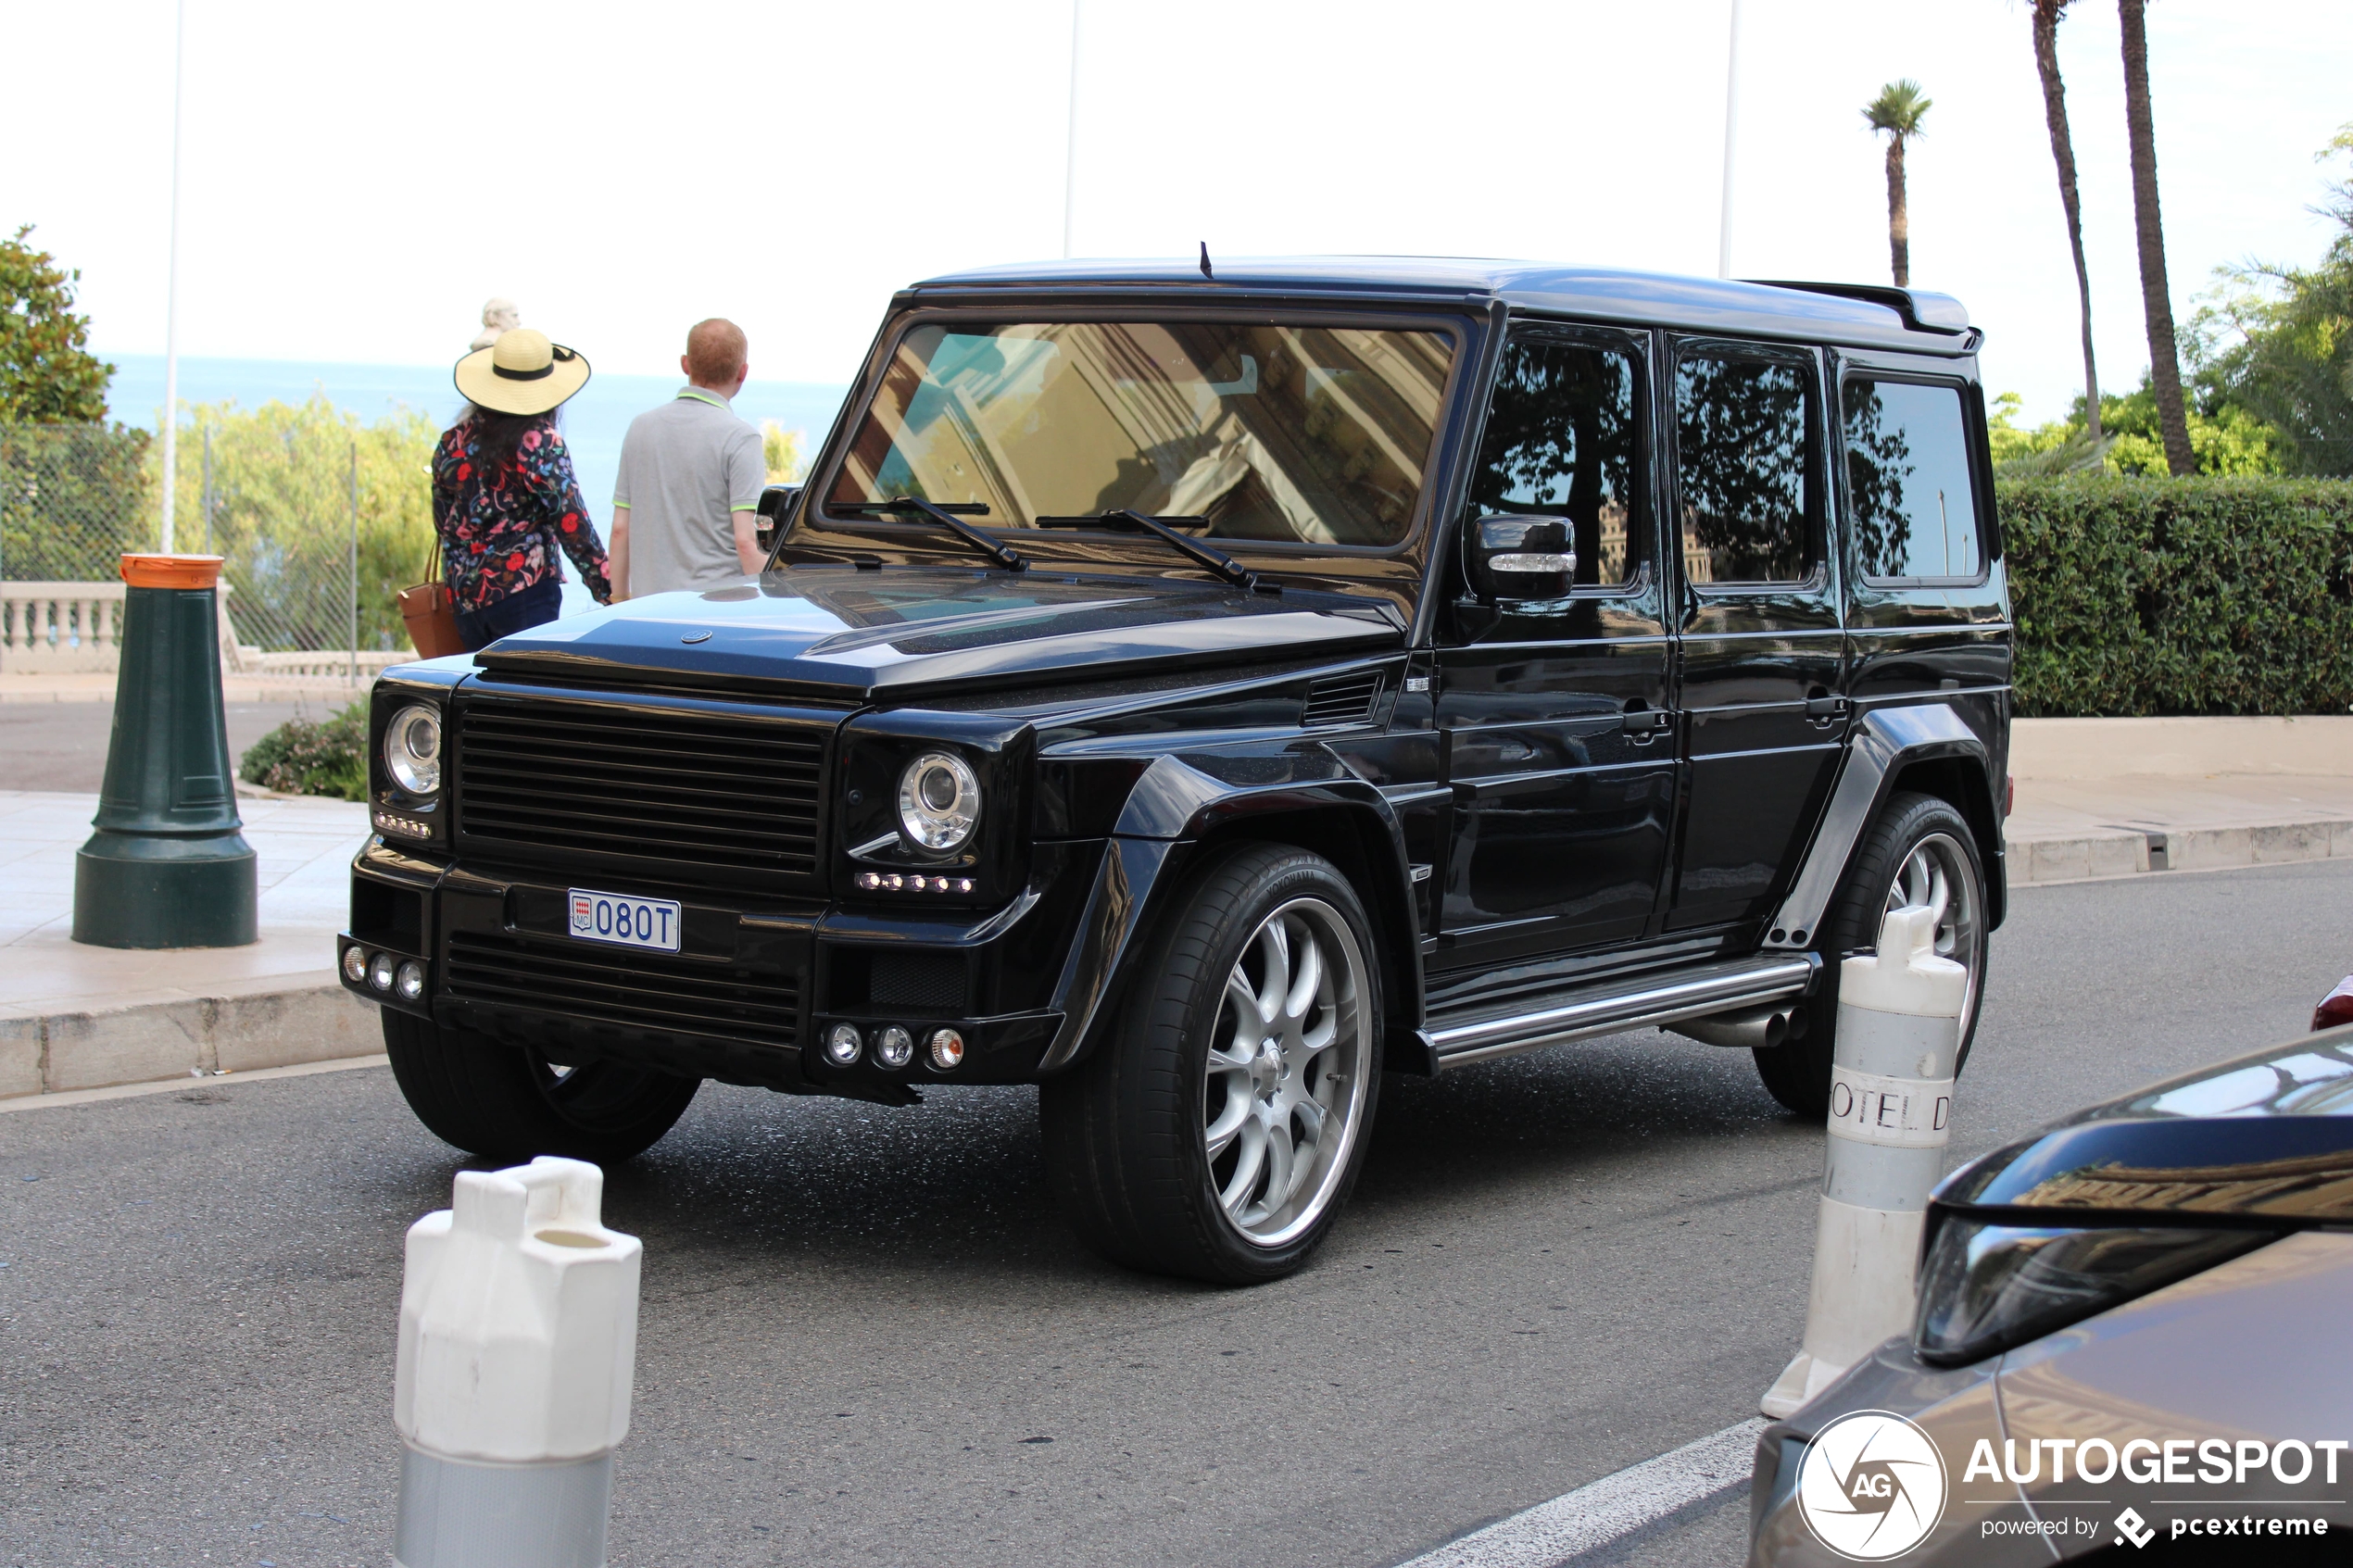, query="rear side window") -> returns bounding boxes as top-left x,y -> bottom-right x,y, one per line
1674,349 -> 1817,585
1843,379 -> 1983,582
1466,334 -> 1646,587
